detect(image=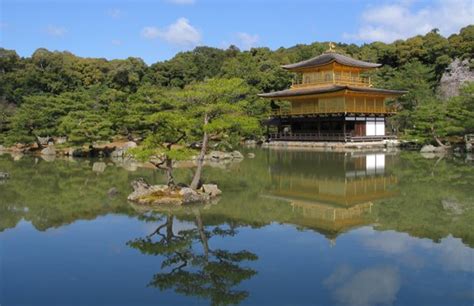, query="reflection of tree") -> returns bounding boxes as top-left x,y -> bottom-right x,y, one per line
127,211 -> 258,306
